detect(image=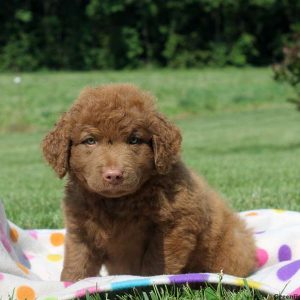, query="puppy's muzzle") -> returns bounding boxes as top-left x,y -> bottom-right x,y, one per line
102,168 -> 124,185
